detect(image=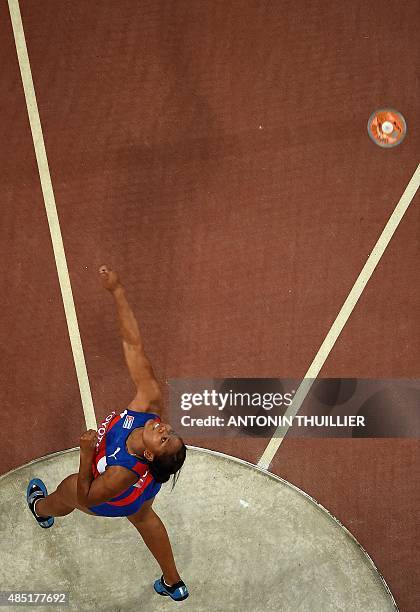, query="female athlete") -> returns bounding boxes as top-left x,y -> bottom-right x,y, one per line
26,266 -> 189,602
